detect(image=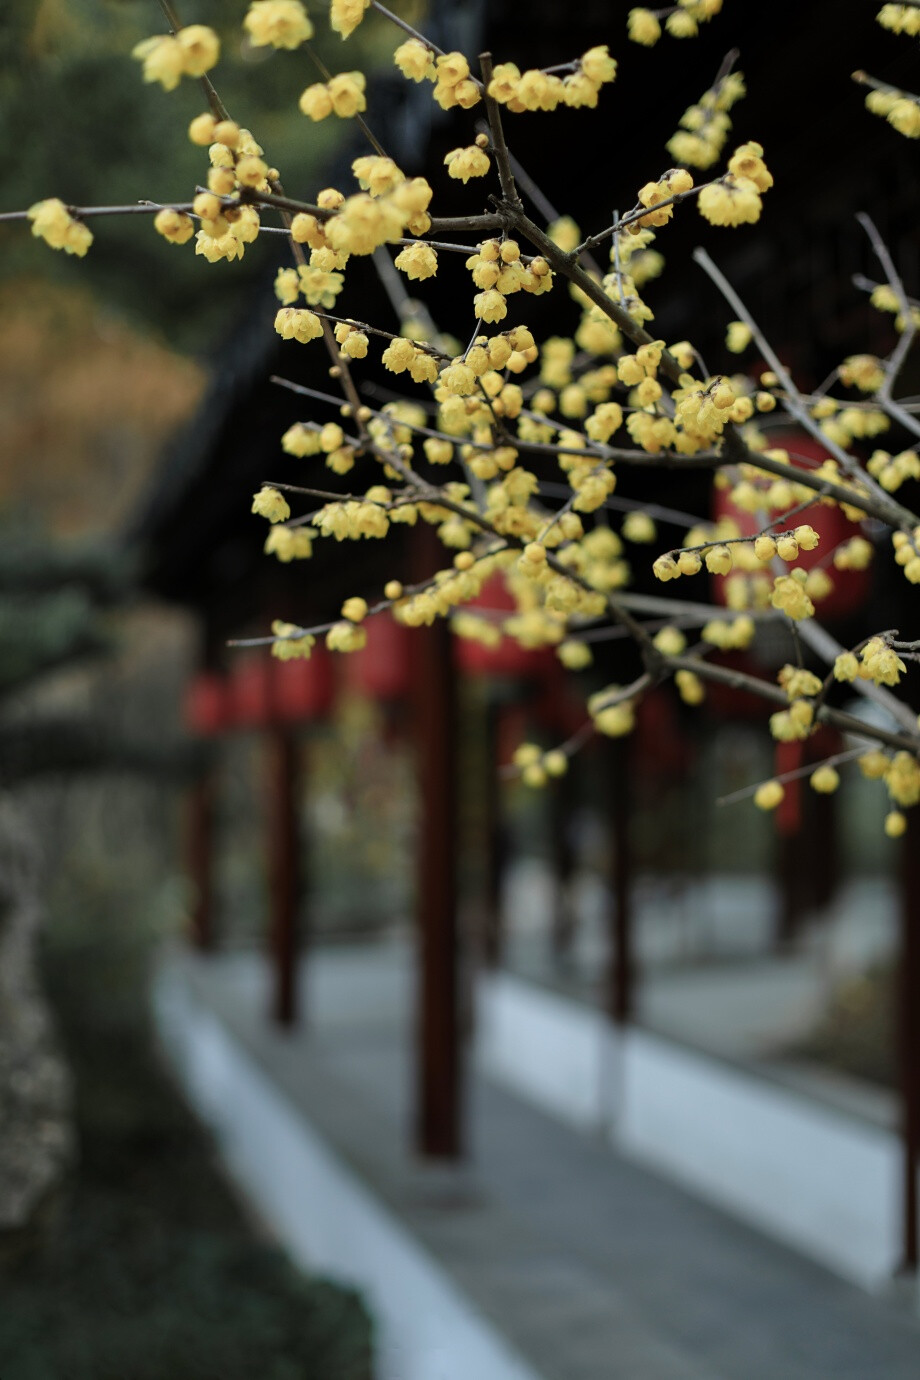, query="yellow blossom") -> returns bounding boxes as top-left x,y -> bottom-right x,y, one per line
771,571 -> 814,620
833,651 -> 859,682
132,34 -> 185,90
653,626 -> 687,656
394,243 -> 438,280
176,25 -> 220,77
474,290 -> 508,323
859,750 -> 890,780
189,112 -> 217,145
727,141 -> 773,193
282,423 -> 322,457
330,0 -> 371,38
581,45 -> 617,85
271,621 -> 315,659
889,99 -> 920,138
628,8 -> 661,44
320,71 -> 367,118
860,637 -> 906,686
252,486 -> 291,523
265,528 -> 314,562
394,38 -> 435,81
444,146 -> 491,183
382,337 -> 417,374
885,811 -> 908,839
342,596 -> 368,623
754,780 -> 784,810
27,199 -> 93,257
698,177 -> 762,227
244,0 -> 314,49
676,670 -> 705,704
154,208 -> 195,245
704,544 -> 733,575
811,765 -> 840,794
726,321 -> 752,353
558,640 -> 593,669
622,511 -> 657,543
299,84 -> 333,120
274,307 -> 324,343
886,752 -> 920,806
327,620 -> 368,653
